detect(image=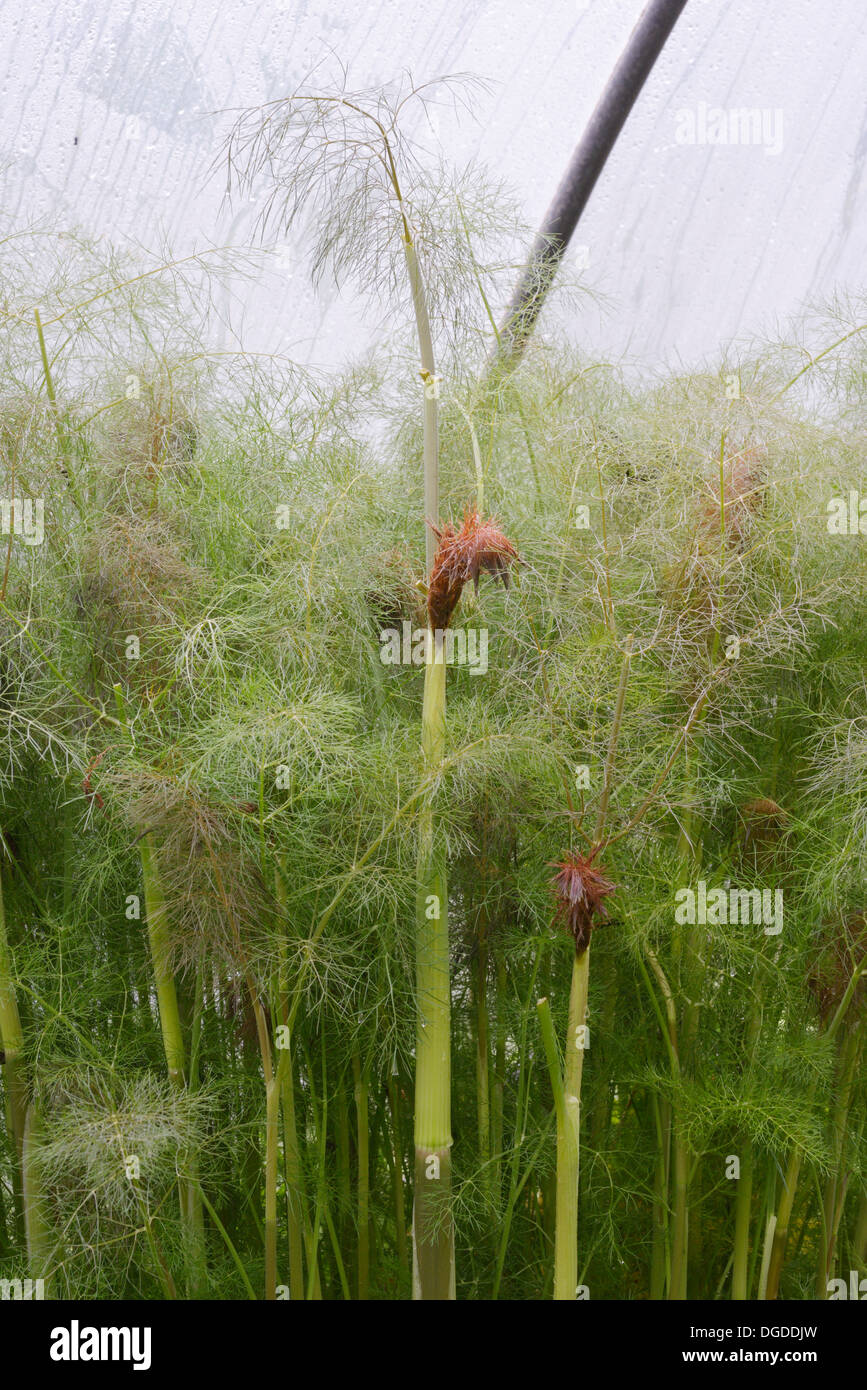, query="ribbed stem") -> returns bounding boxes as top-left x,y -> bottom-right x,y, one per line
403,238 -> 438,573
138,842 -> 186,1087
139,835 -> 207,1295
277,1027 -> 307,1299
550,947 -> 590,1301
412,652 -> 454,1299
264,1073 -> 279,1300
